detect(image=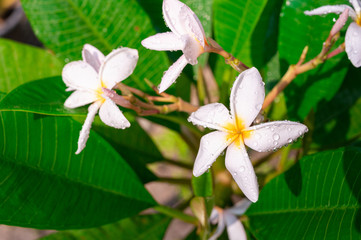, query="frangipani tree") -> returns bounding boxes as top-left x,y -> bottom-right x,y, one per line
0,0 -> 360,239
